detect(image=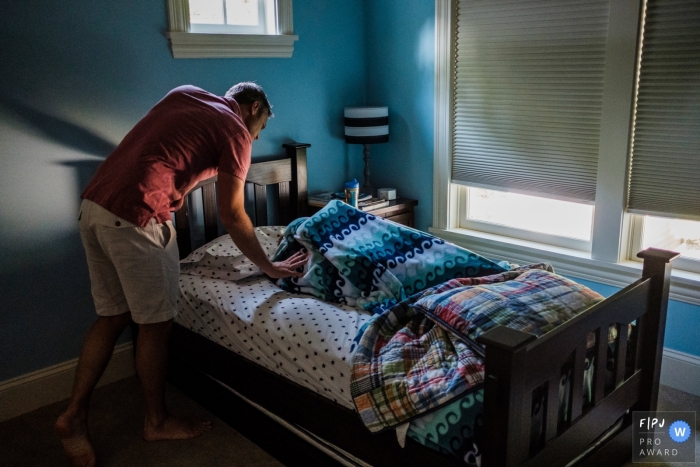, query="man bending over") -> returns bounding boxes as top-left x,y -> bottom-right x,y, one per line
55,83 -> 308,467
